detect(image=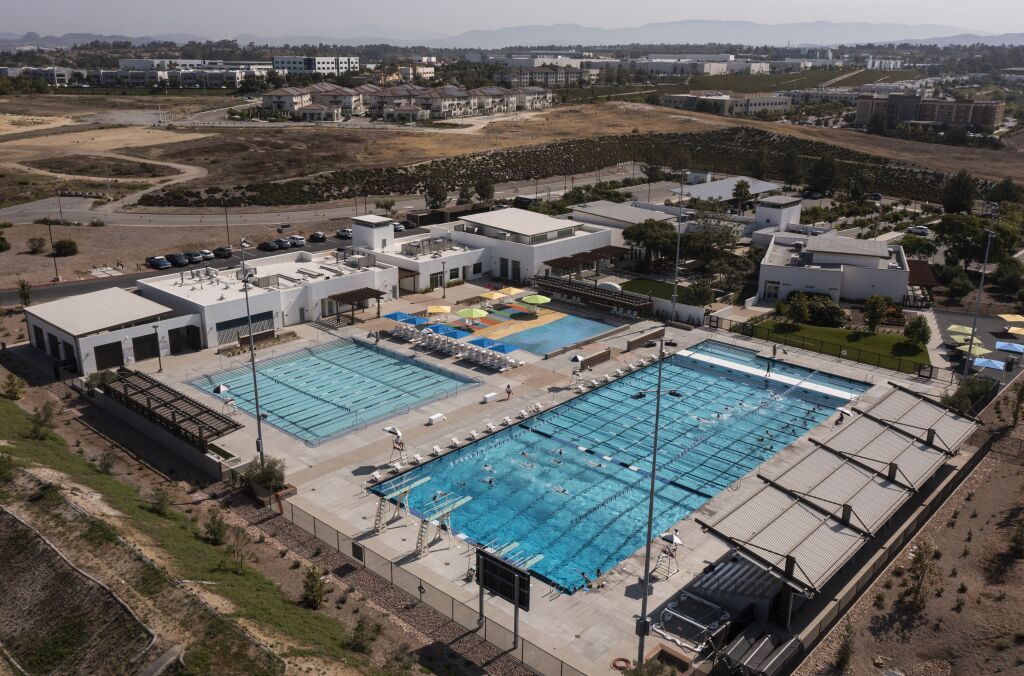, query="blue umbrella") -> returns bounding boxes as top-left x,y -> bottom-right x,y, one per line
469,337 -> 496,348
384,311 -> 412,321
447,329 -> 472,340
973,357 -> 1006,370
432,325 -> 457,337
996,341 -> 1024,354
488,342 -> 518,353
401,316 -> 431,326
